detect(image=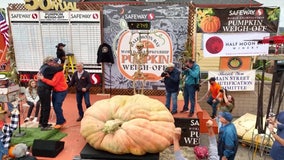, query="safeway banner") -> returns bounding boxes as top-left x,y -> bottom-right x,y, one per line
197,7 -> 279,33
208,70 -> 256,91
203,32 -> 269,57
